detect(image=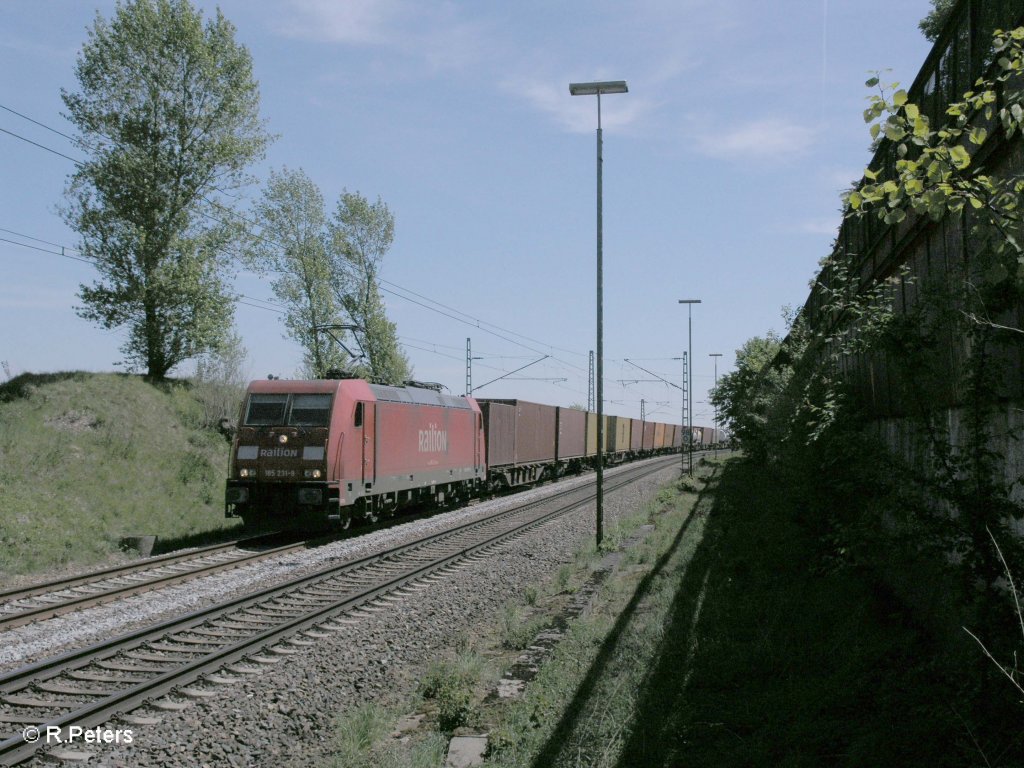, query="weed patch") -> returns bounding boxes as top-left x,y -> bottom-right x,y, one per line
419,652 -> 488,732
